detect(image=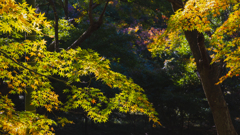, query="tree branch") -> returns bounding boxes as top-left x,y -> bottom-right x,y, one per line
47,1 -> 102,51
65,1 -> 109,50
47,0 -> 59,52
0,50 -> 71,87
98,0 -> 110,22
89,0 -> 94,25
47,1 -> 109,51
